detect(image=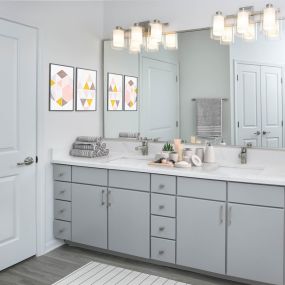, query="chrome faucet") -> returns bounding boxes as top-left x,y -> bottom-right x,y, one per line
239,147 -> 247,164
135,138 -> 149,156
